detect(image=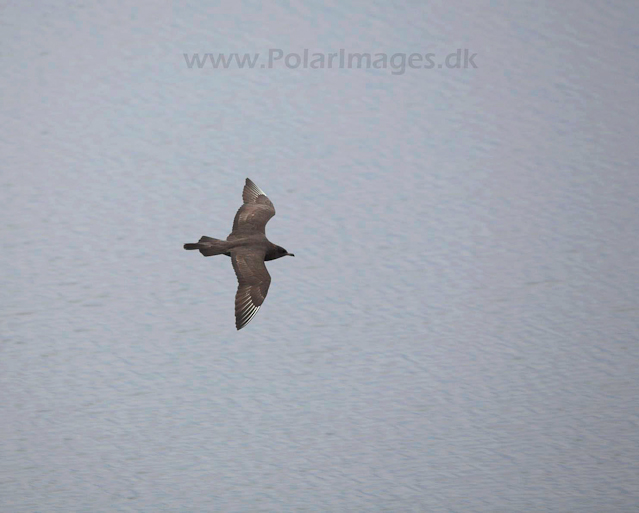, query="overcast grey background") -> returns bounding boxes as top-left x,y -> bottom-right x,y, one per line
2,1 -> 639,511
